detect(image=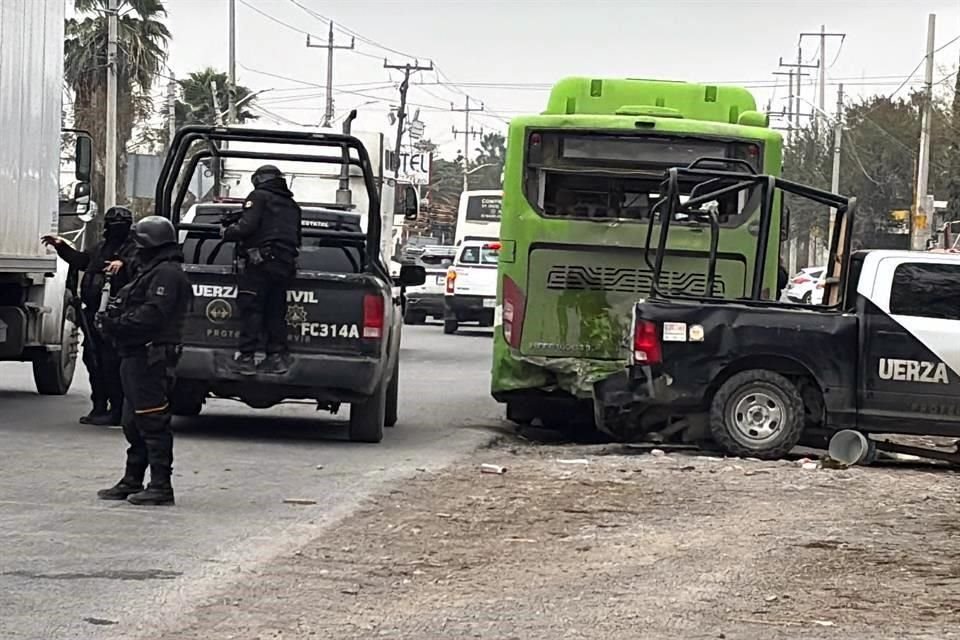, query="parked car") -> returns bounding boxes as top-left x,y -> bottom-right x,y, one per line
784,266 -> 824,304
404,245 -> 456,324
